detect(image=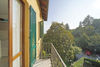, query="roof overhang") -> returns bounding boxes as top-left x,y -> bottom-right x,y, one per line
39,0 -> 49,21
